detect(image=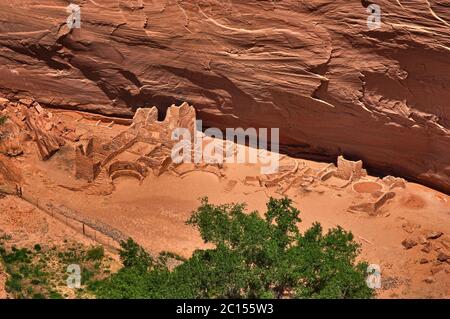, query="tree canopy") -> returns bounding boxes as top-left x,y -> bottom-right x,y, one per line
91,197 -> 373,299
